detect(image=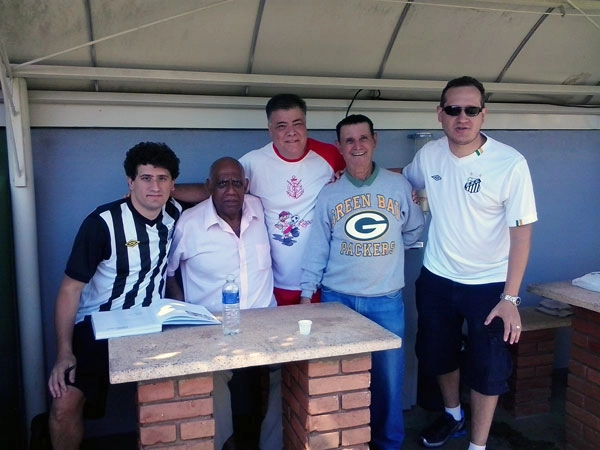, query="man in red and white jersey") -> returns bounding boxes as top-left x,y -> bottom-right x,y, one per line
174,94 -> 345,306
239,94 -> 345,306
